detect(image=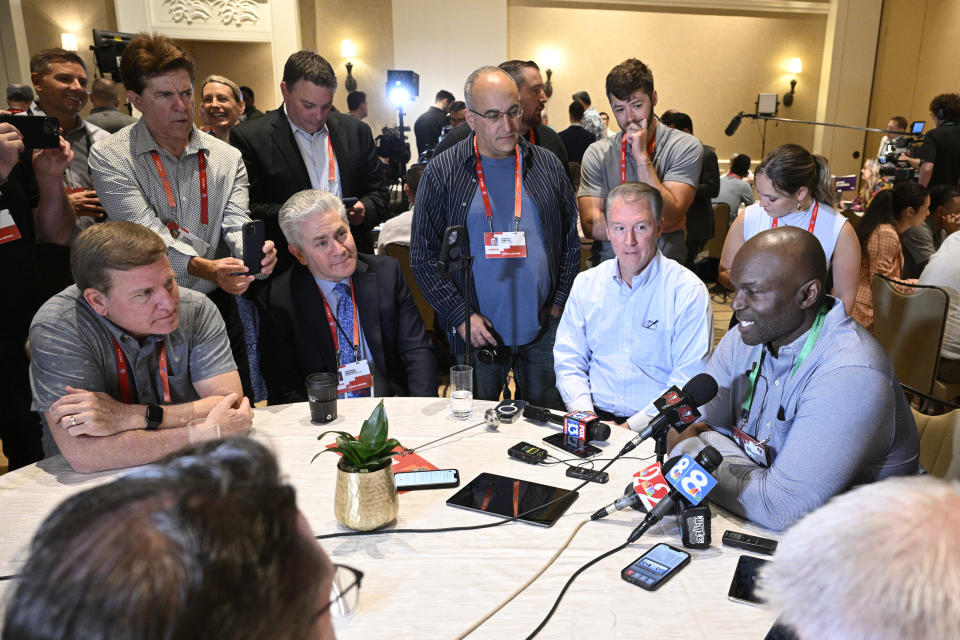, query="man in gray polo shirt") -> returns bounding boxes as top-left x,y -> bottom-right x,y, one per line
29,222 -> 253,473
578,58 -> 702,265
668,227 -> 919,531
